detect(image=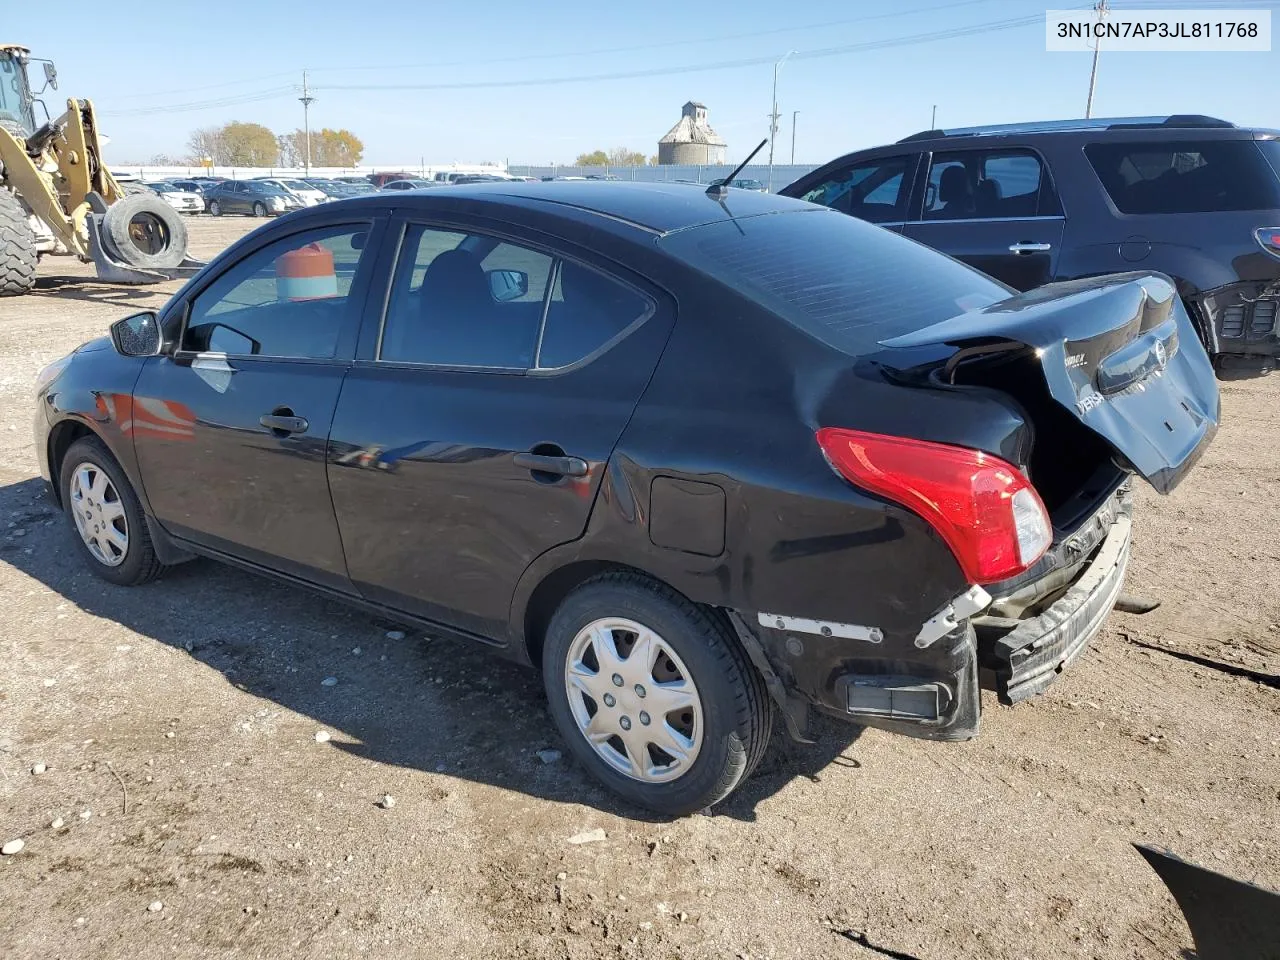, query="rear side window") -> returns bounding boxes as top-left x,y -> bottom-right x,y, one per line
1085,140 -> 1280,214
538,262 -> 651,369
797,156 -> 912,224
659,209 -> 1008,355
